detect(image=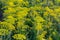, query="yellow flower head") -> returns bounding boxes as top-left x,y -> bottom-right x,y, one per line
7,16 -> 14,19
0,22 -> 15,30
44,12 -> 49,16
54,8 -> 60,13
12,34 -> 26,40
34,16 -> 45,23
8,2 -> 15,6
24,1 -> 29,6
16,11 -> 28,19
48,36 -> 52,40
52,32 -> 56,35
19,0 -> 23,2
35,23 -> 42,30
0,29 -> 9,36
45,7 -> 51,12
8,7 -> 16,12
